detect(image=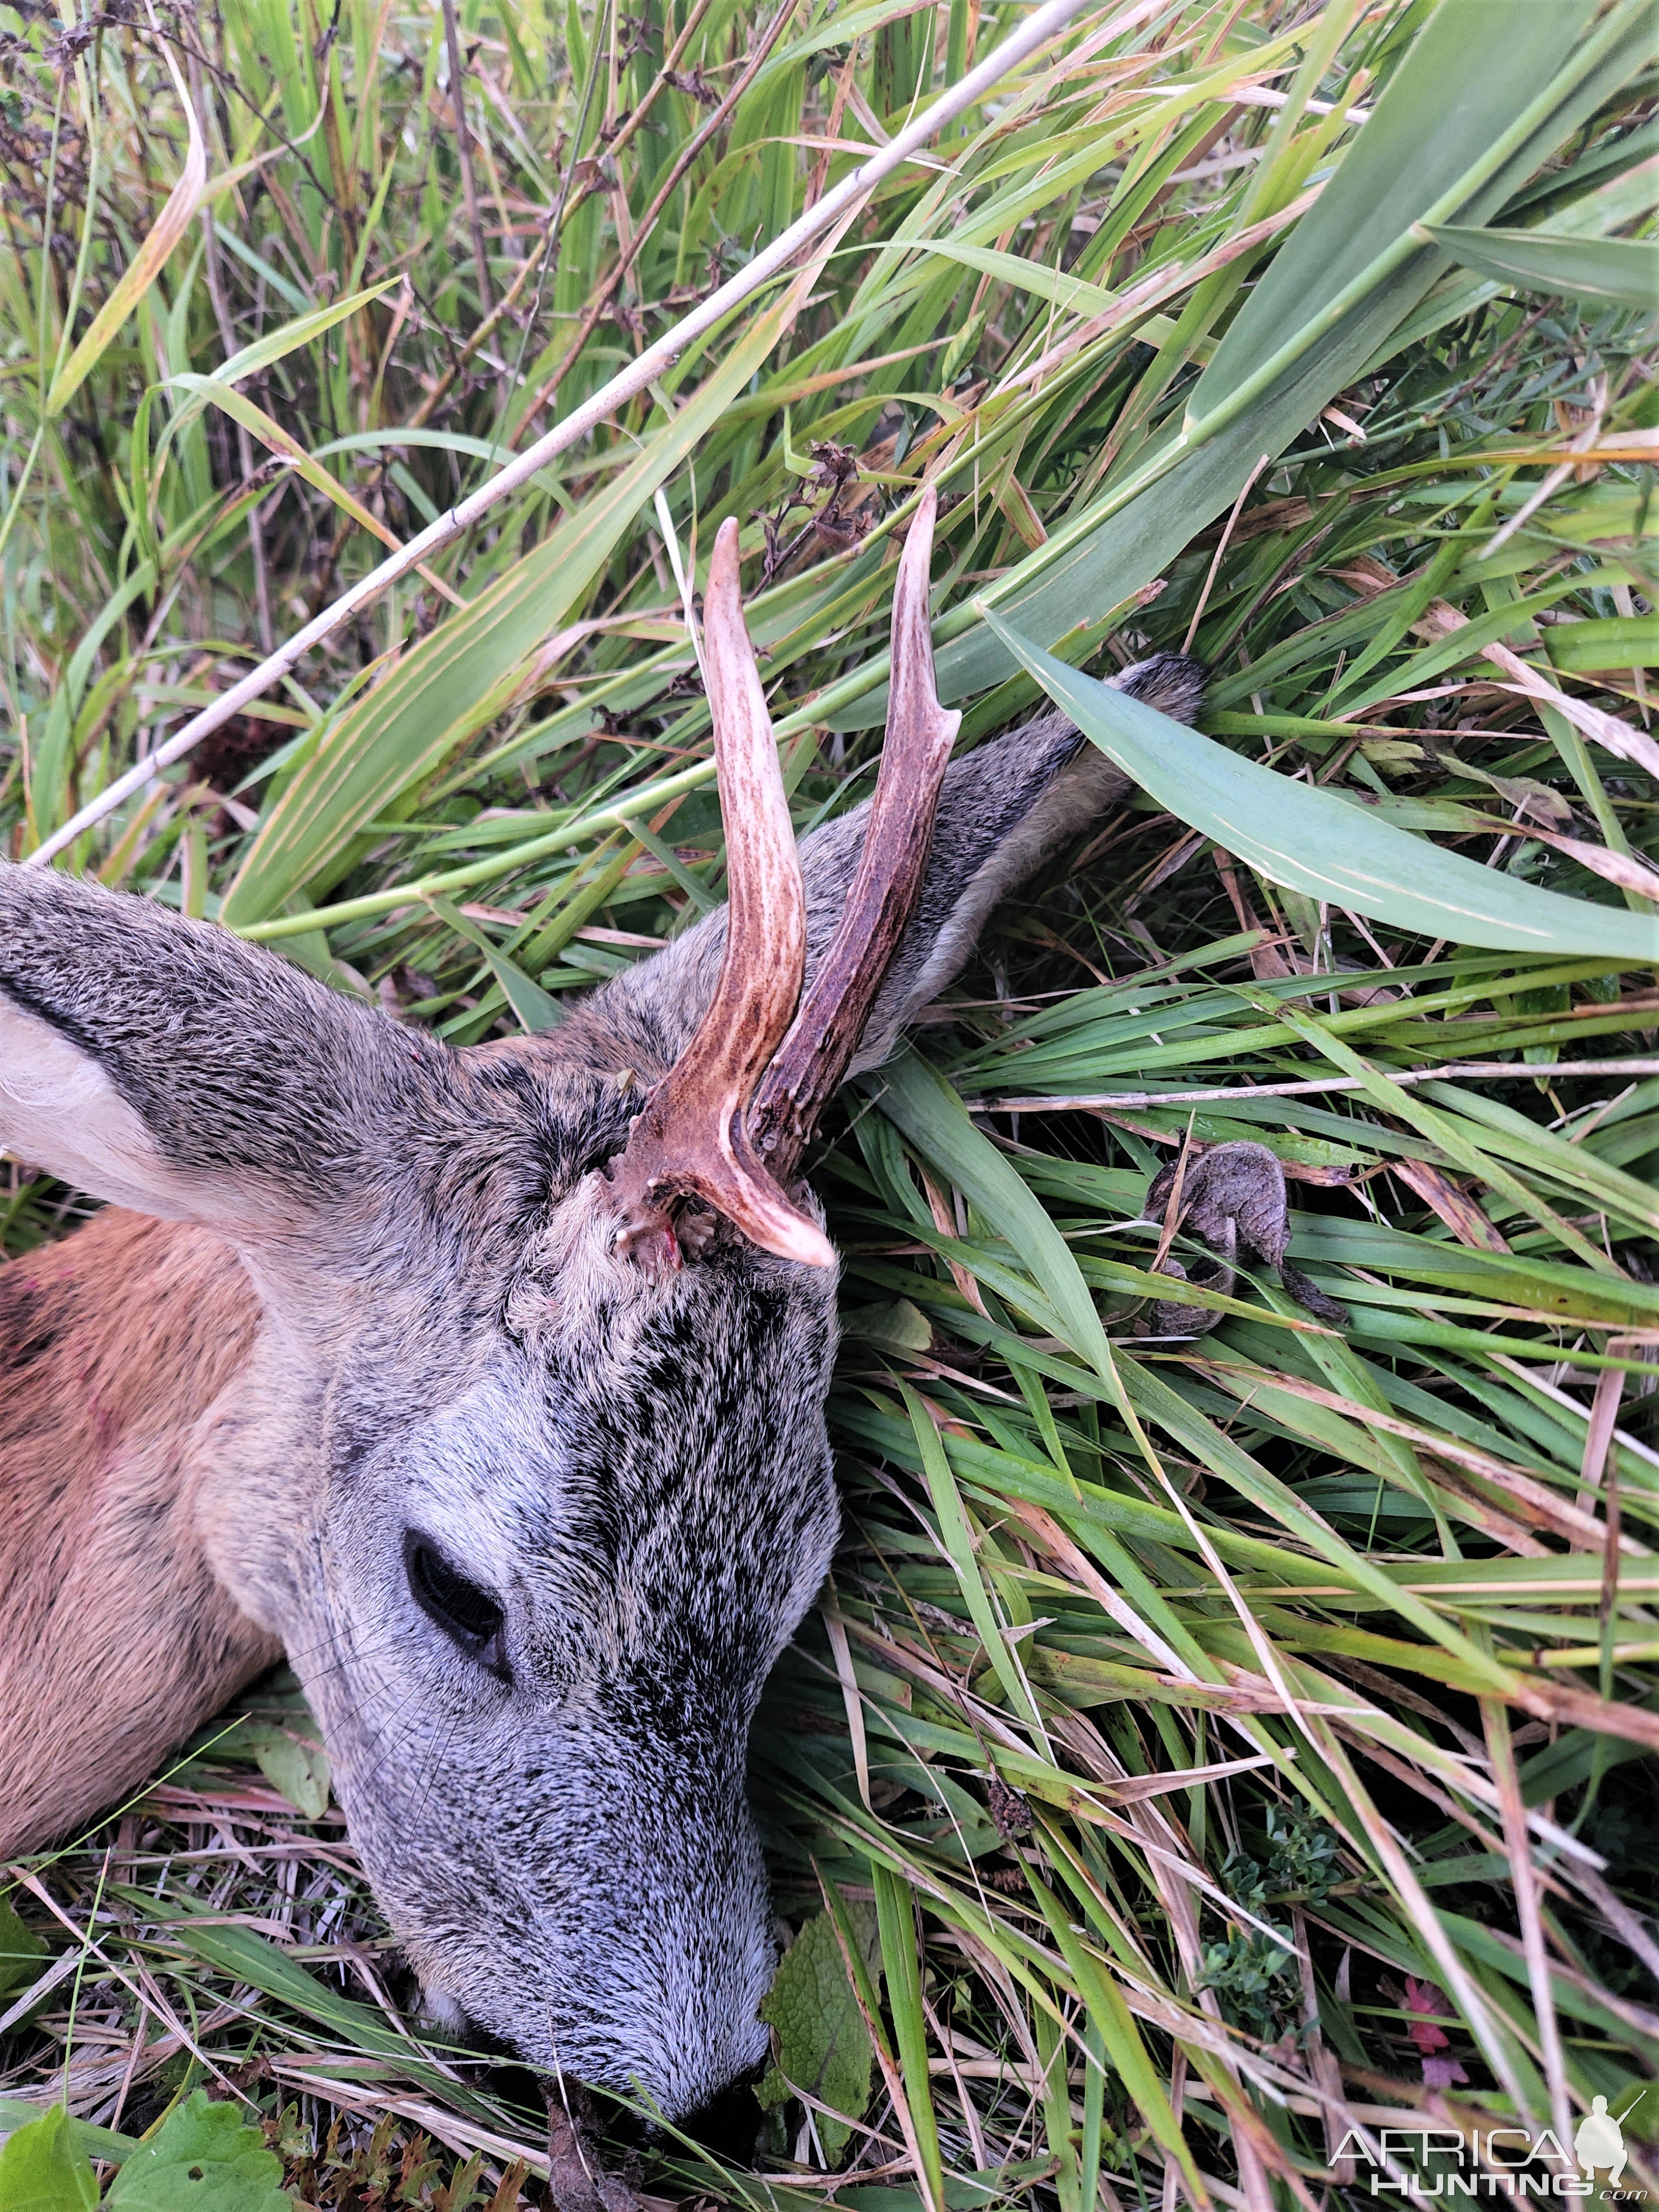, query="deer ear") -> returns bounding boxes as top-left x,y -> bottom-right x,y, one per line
582,653 -> 1204,1080
0,863 -> 408,1237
